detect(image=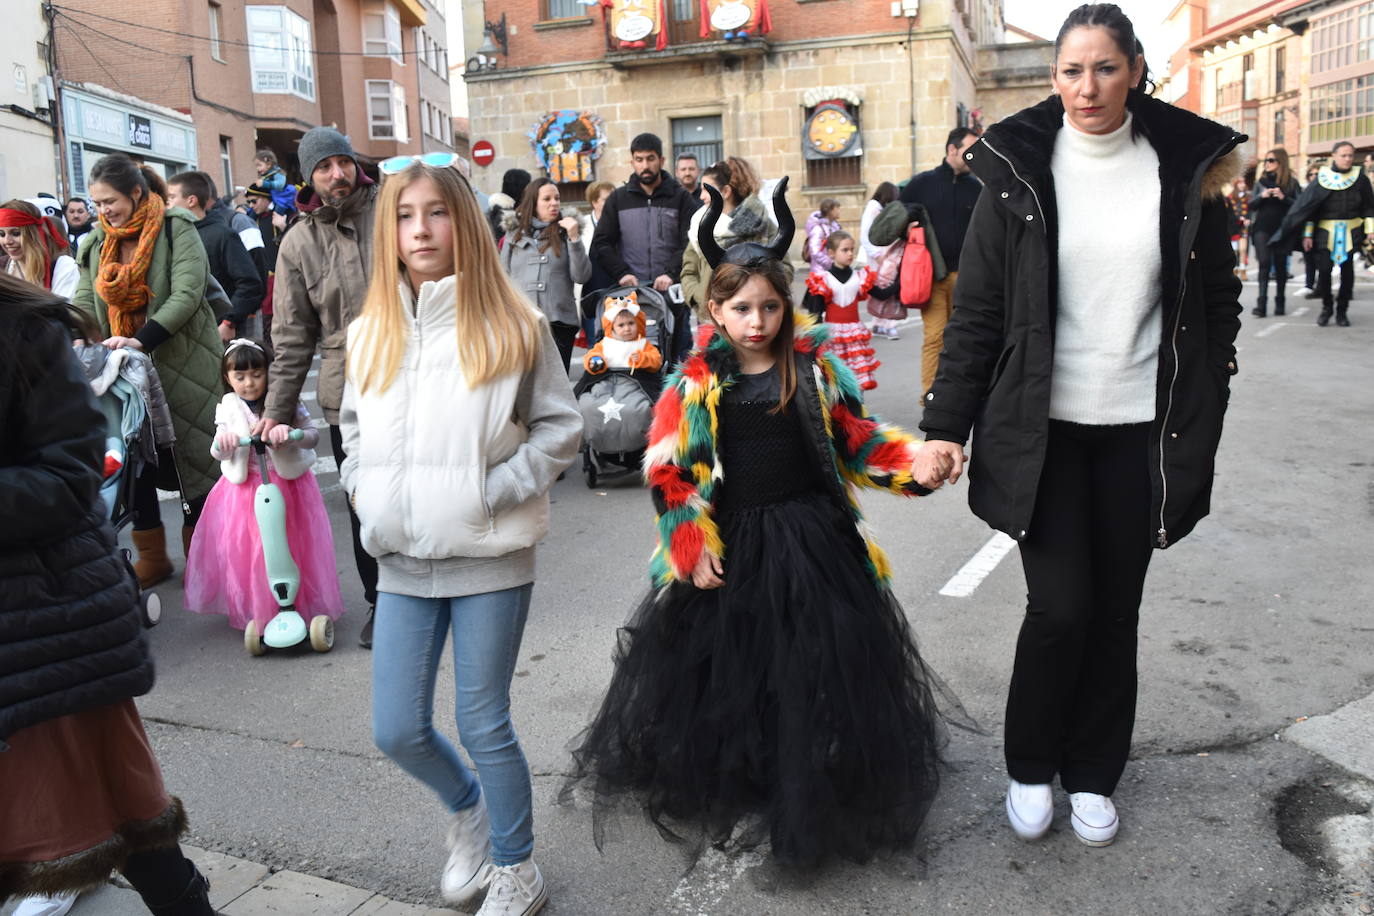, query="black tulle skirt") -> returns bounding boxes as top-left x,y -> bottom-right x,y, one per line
570,490 -> 948,866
